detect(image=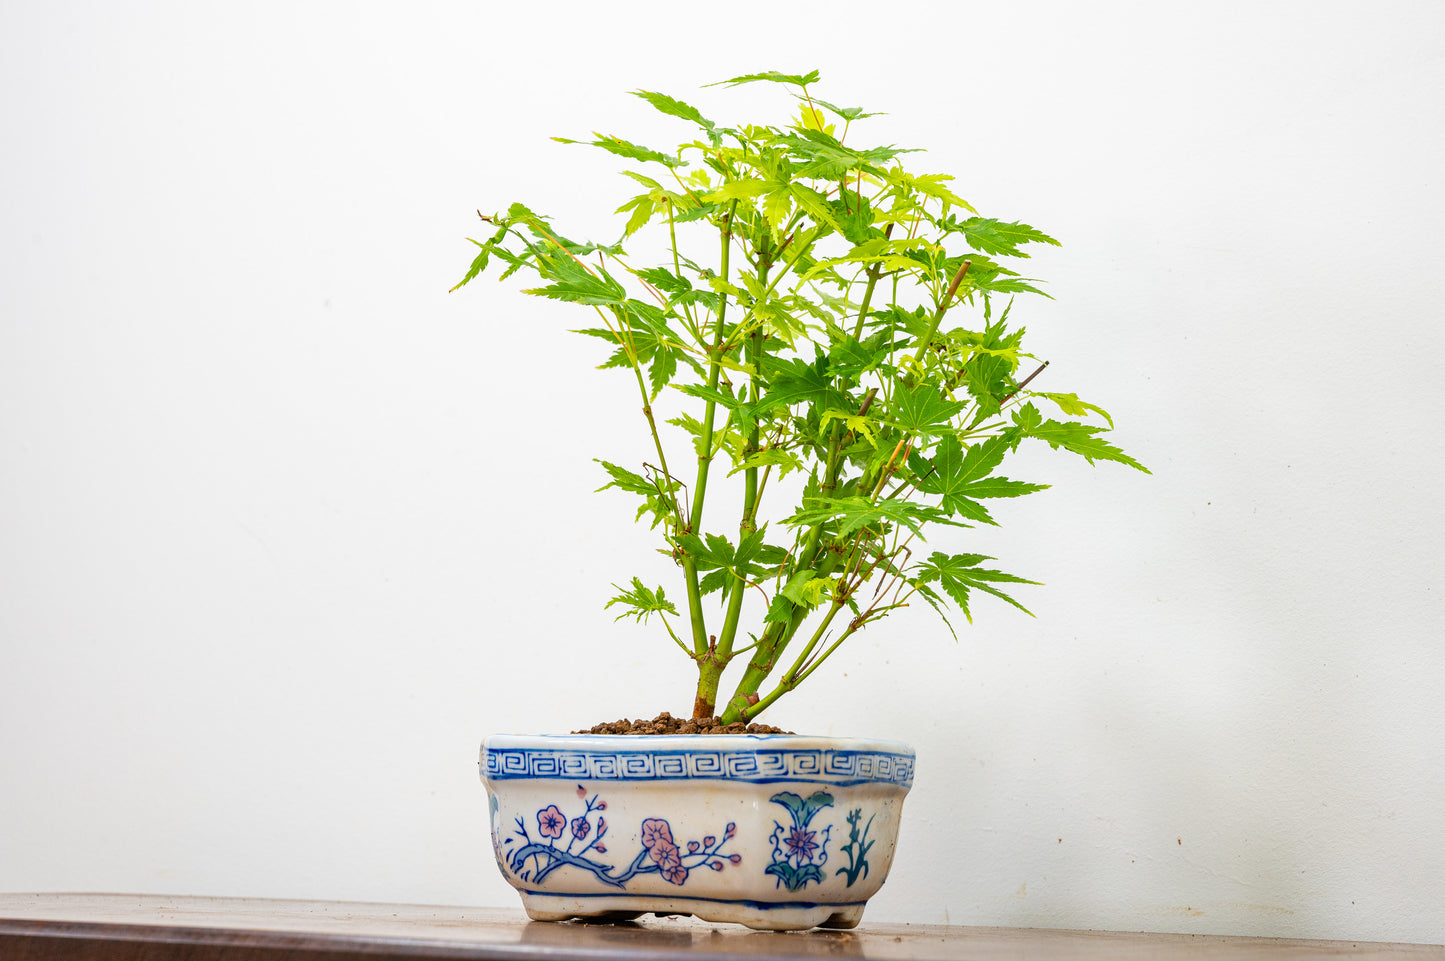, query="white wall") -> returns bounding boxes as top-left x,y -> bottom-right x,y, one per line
3,0 -> 1443,945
